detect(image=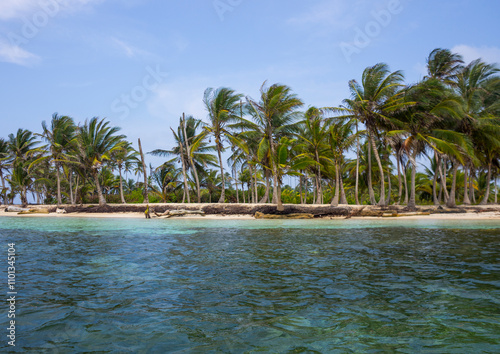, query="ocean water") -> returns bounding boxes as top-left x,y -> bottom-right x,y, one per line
0,216 -> 499,353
